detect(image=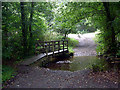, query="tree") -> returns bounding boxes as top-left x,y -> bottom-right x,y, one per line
2,2 -> 55,60
28,2 -> 34,54
53,2 -> 120,56
102,2 -> 117,55
20,2 -> 28,56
